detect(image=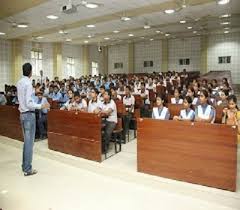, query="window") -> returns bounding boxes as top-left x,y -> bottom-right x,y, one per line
144,61 -> 153,67
31,51 -> 42,76
179,58 -> 190,65
114,62 -> 123,69
92,62 -> 99,75
218,56 -> 231,64
67,57 -> 75,77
